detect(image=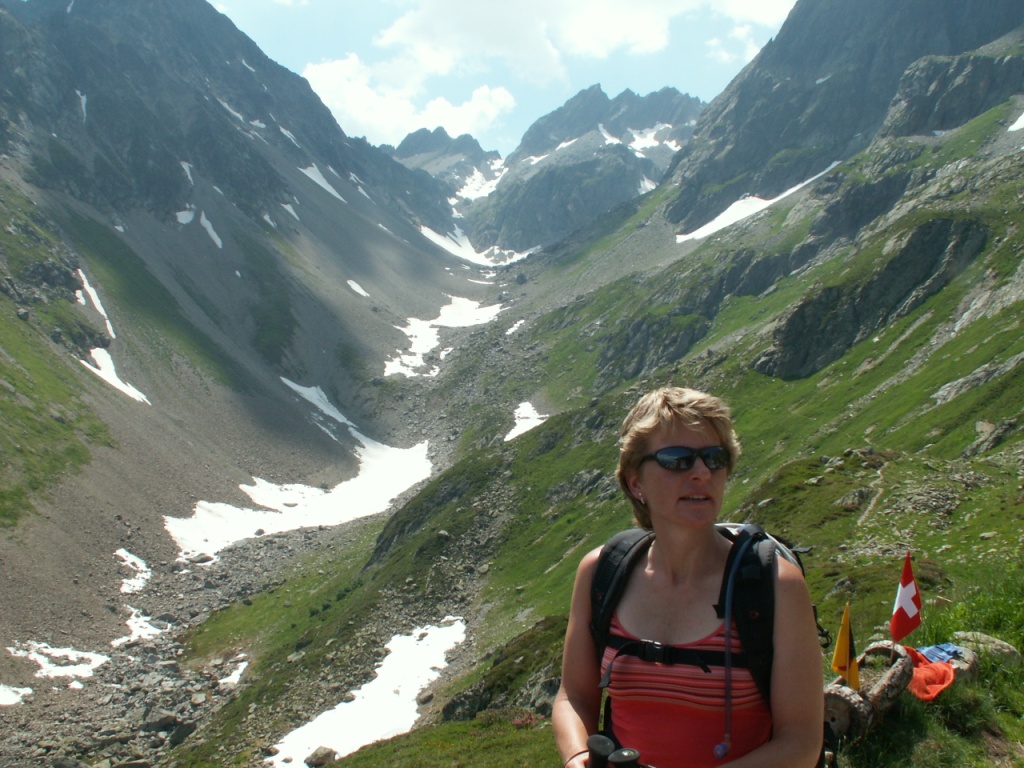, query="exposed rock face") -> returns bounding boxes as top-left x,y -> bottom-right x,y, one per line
880,51 -> 1024,138
1,0 -> 454,229
390,127 -> 501,196
752,218 -> 988,380
664,0 -> 1024,234
456,85 -> 703,252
